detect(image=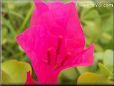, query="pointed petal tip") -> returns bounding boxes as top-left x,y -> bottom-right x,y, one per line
89,43 -> 95,49
16,34 -> 25,50
16,35 -> 21,43
72,43 -> 95,67
85,44 -> 95,66
33,0 -> 48,13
